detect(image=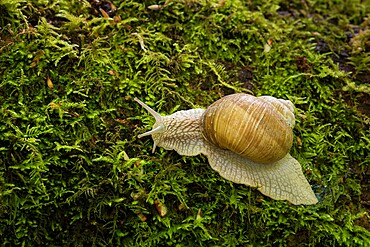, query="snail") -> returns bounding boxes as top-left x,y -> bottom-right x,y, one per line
134,93 -> 318,205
